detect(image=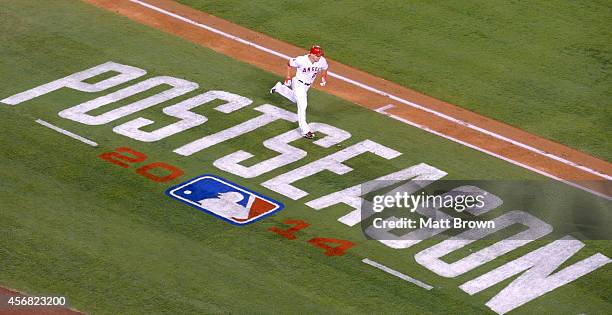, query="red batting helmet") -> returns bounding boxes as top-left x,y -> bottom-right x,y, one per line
309,45 -> 324,57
